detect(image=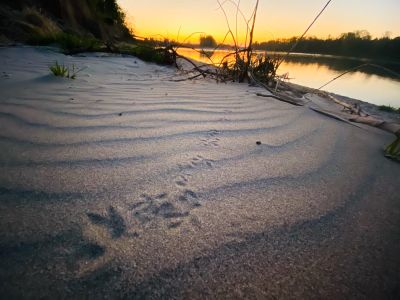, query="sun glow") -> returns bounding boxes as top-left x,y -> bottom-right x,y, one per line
118,0 -> 400,44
